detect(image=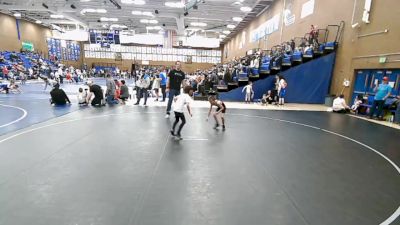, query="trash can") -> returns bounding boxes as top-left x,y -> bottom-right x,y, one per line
325,95 -> 336,106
